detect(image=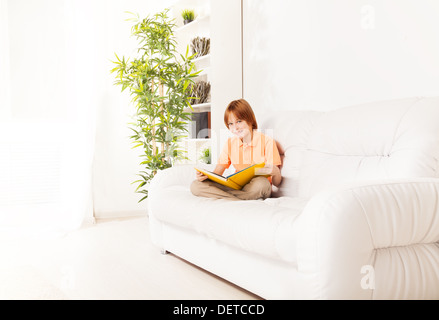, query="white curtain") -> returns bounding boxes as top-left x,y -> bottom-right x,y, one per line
0,0 -> 97,239
0,0 -> 180,239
